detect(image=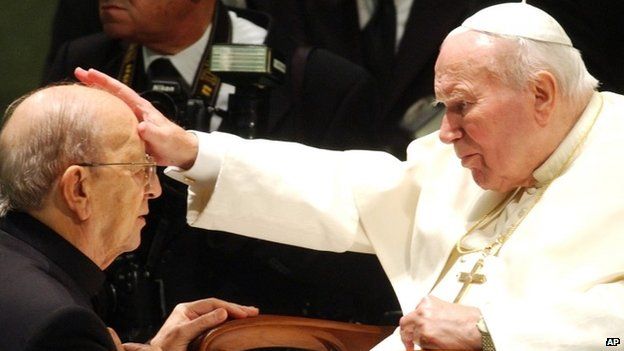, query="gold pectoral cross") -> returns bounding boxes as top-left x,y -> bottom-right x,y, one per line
453,258 -> 487,303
